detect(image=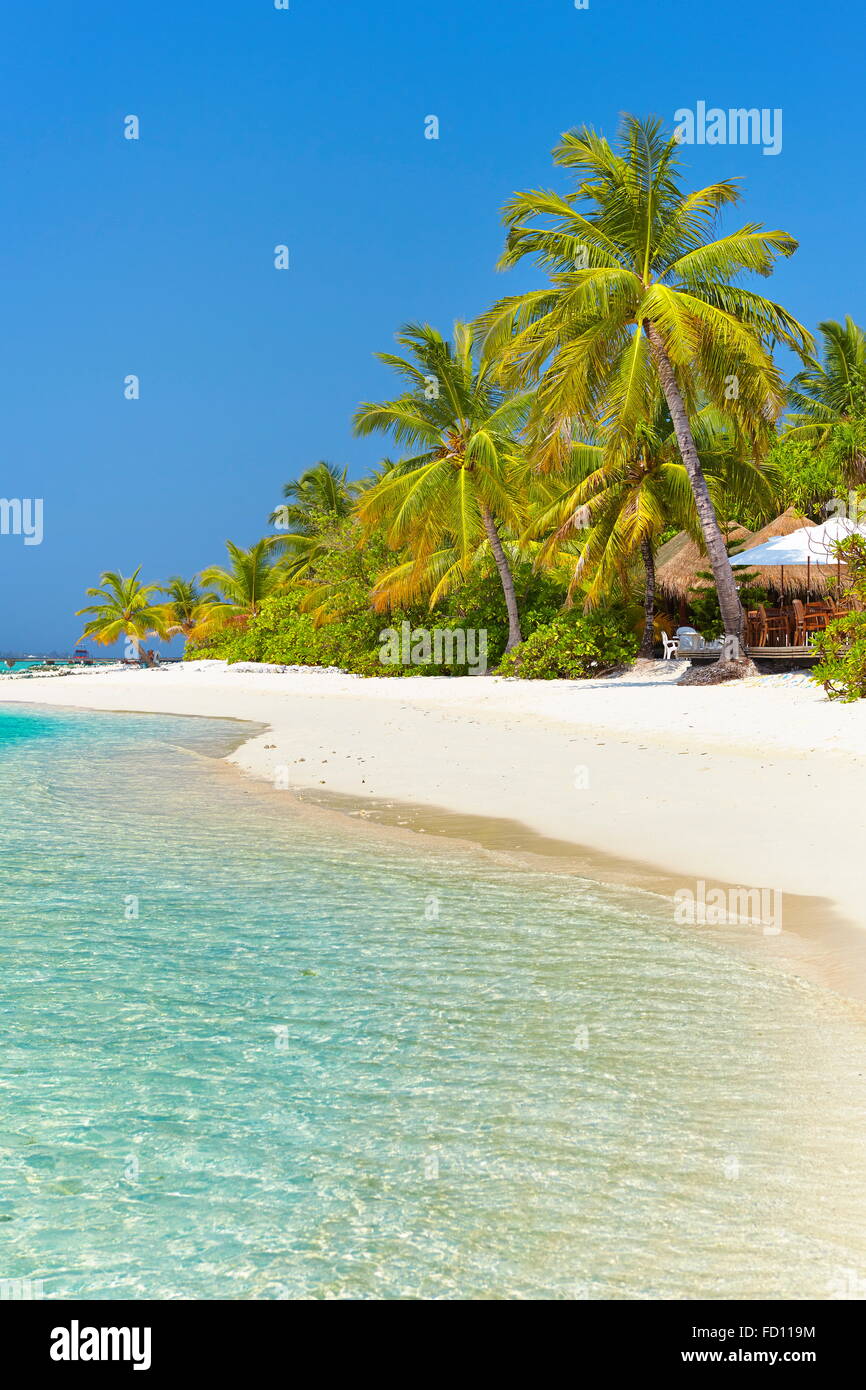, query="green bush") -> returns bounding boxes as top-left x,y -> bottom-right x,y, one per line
765,437 -> 844,522
812,611 -> 866,701
498,609 -> 638,679
437,562 -> 566,670
187,592 -> 393,675
812,536 -> 866,700
187,522 -> 572,677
